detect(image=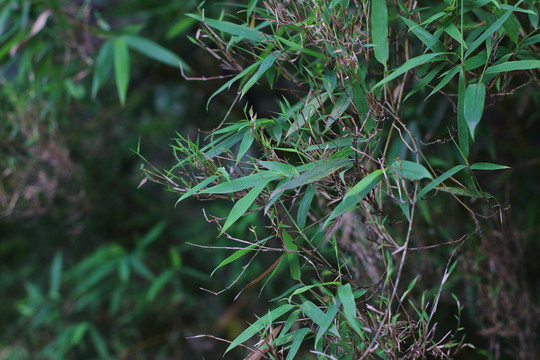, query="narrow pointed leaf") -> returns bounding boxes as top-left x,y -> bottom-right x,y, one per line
124,34 -> 189,68
282,230 -> 301,281
188,14 -> 265,42
457,69 -> 469,157
485,60 -> 540,74
464,82 -> 486,140
324,169 -> 384,227
297,185 -> 315,228
200,172 -> 280,194
285,328 -> 311,360
92,40 -> 113,98
176,175 -> 219,205
225,304 -> 295,353
113,37 -> 130,105
372,53 -> 445,91
372,0 -> 389,66
241,51 -> 279,97
470,162 -> 510,170
337,284 -> 363,335
418,165 -> 466,198
220,178 -> 272,235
